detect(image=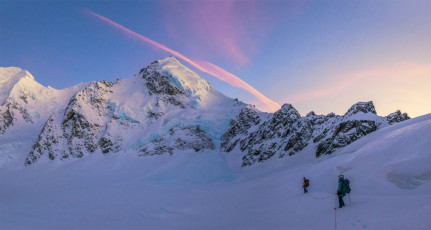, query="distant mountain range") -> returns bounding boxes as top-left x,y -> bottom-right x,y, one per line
0,57 -> 410,167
